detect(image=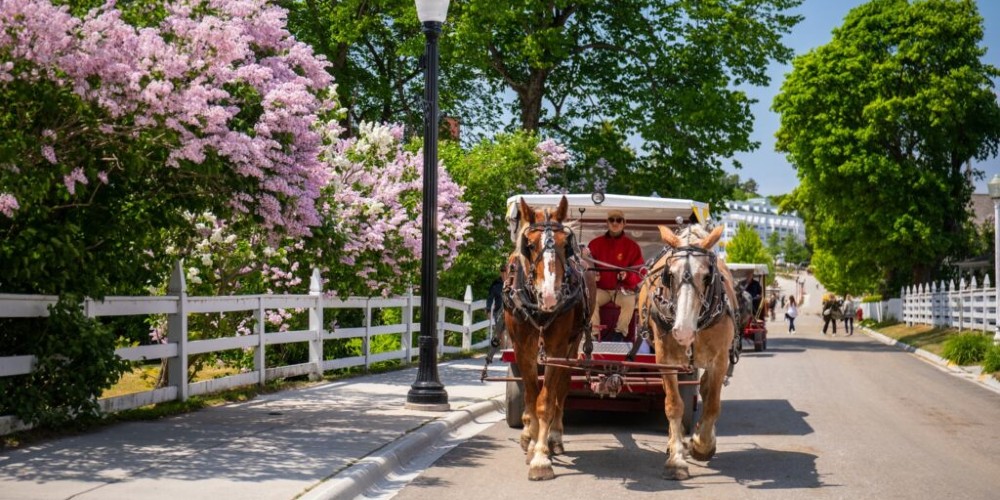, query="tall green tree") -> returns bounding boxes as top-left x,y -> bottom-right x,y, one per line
448,0 -> 802,205
773,0 -> 1000,295
725,222 -> 771,266
282,0 -> 502,137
